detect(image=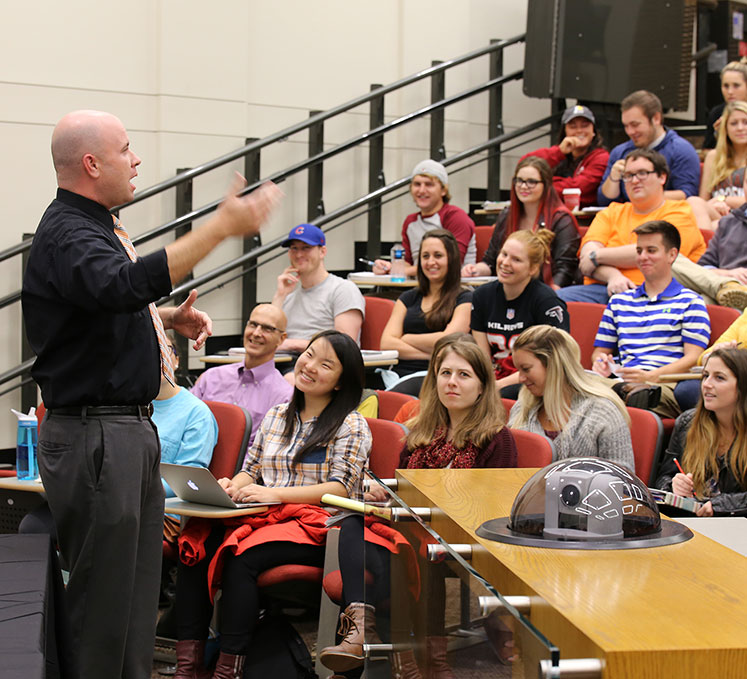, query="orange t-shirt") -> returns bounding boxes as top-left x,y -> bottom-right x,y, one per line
581,200 -> 706,285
